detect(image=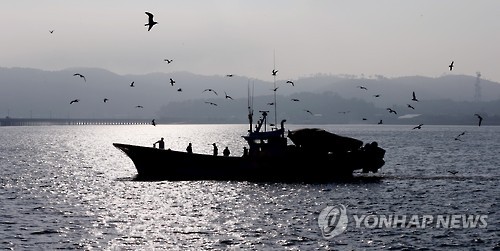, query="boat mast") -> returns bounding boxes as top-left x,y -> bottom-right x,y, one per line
247,80 -> 254,133
273,50 -> 277,127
